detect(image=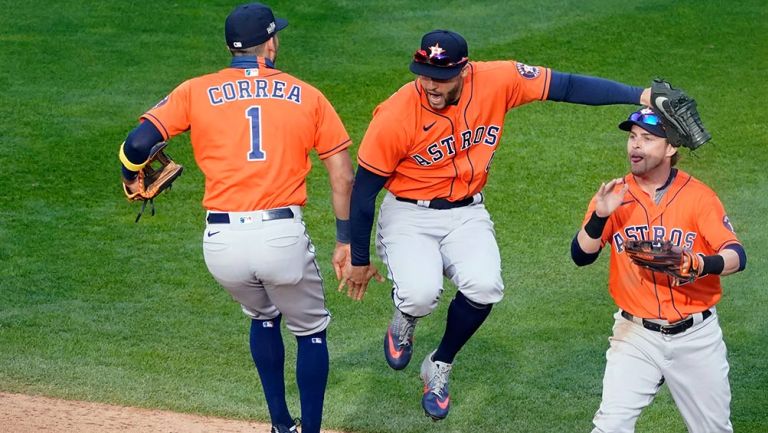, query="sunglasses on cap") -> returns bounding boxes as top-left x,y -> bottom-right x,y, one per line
412,49 -> 468,68
628,110 -> 662,126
